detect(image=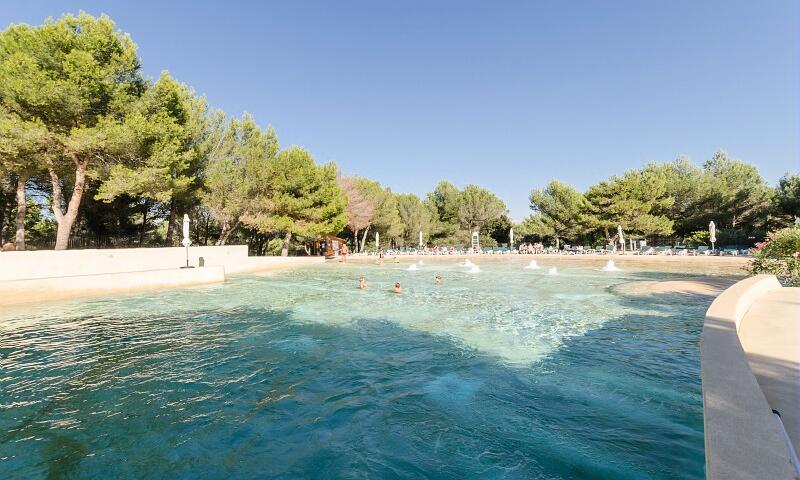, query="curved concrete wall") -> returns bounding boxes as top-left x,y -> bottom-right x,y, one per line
701,275 -> 797,480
